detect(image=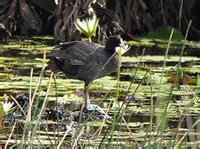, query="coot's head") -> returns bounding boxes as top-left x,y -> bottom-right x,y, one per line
105,36 -> 122,53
